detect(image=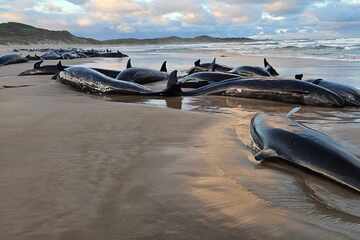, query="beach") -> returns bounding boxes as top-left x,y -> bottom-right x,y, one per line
1,48 -> 360,239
